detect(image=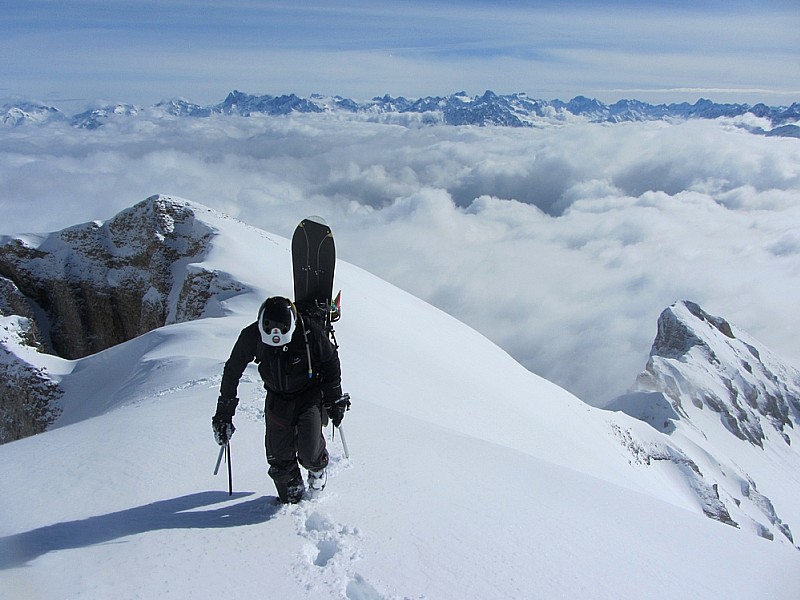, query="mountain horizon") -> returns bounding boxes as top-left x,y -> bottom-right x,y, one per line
3,89 -> 799,130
